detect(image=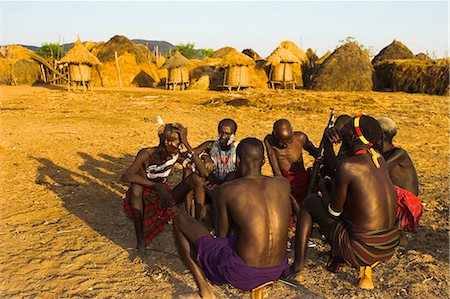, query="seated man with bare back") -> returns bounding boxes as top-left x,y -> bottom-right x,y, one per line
121,123 -> 208,255
264,119 -> 318,215
375,116 -> 422,233
173,138 -> 291,299
290,115 -> 400,289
